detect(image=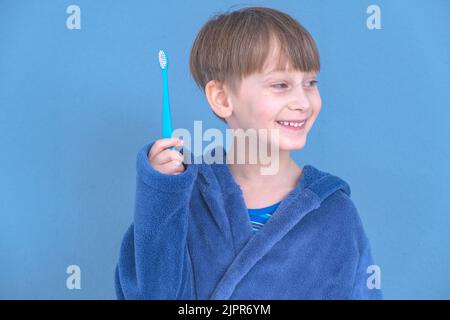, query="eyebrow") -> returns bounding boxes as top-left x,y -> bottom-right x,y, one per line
263,69 -> 288,75
262,70 -> 317,80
